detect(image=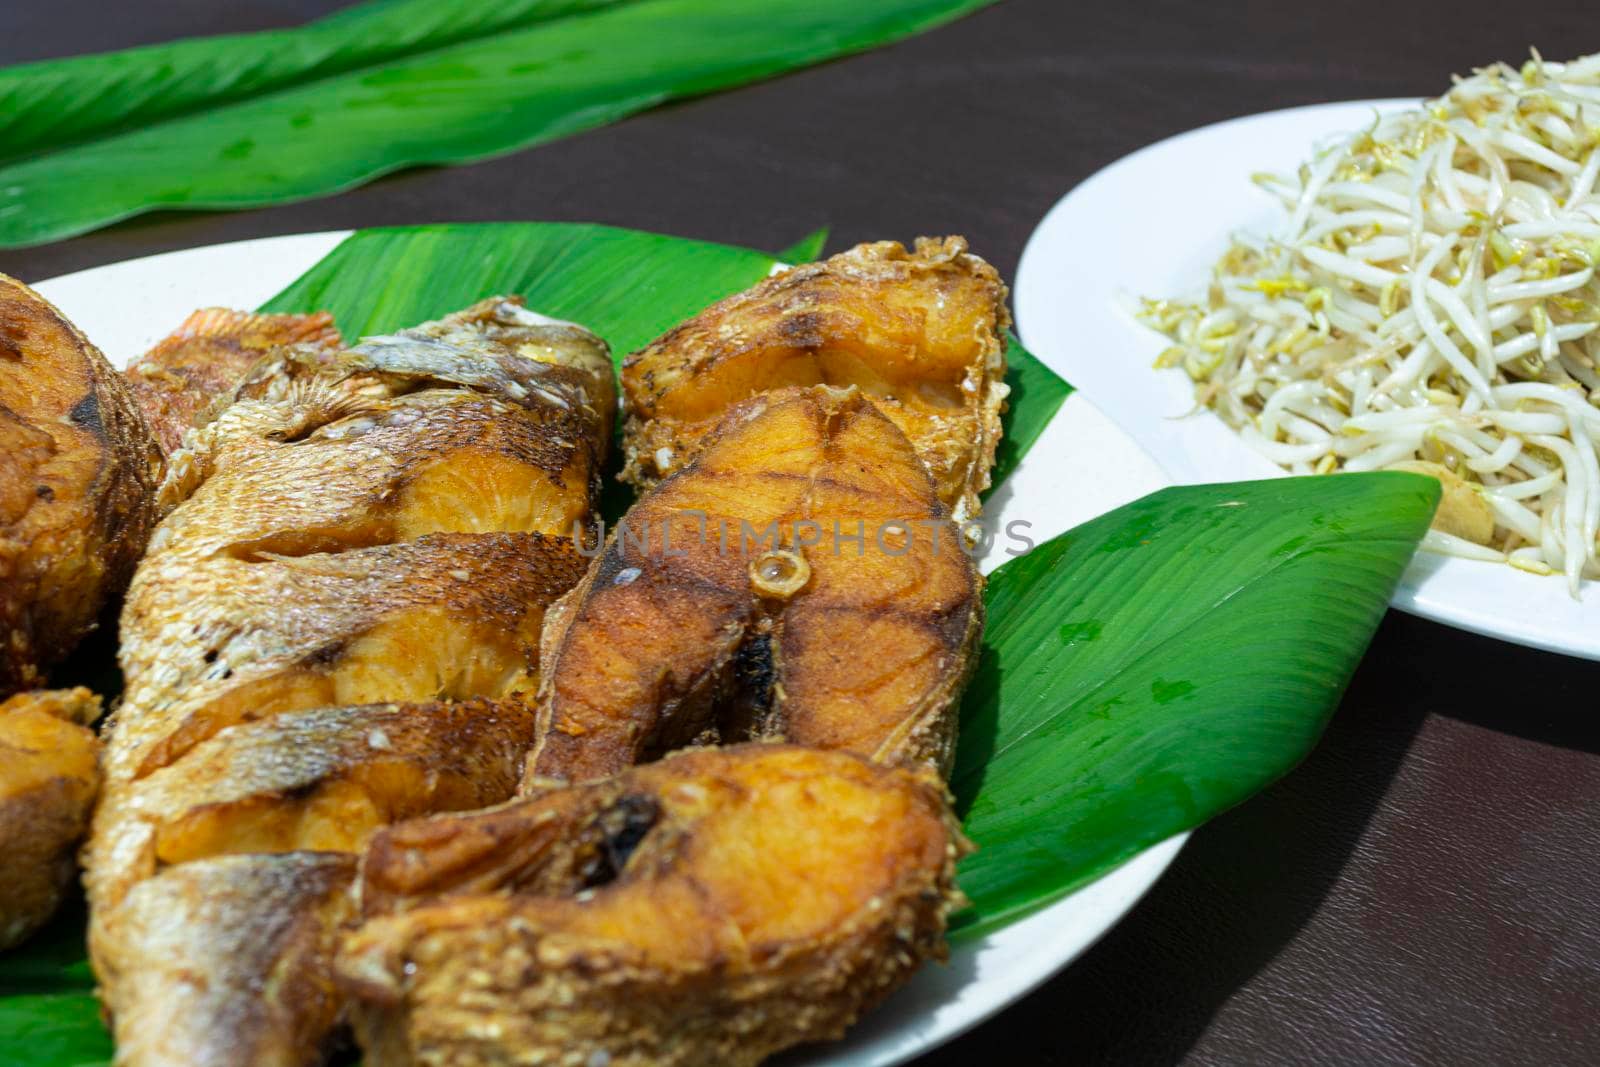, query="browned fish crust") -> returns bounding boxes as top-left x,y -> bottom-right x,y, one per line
338,744 -> 970,1067
117,533 -> 587,781
621,237 -> 1009,525
89,700 -> 543,1067
100,852 -> 357,1067
0,274 -> 163,693
0,687 -> 100,950
124,308 -> 343,455
88,299 -> 613,1066
530,385 -> 983,784
90,698 -> 542,925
